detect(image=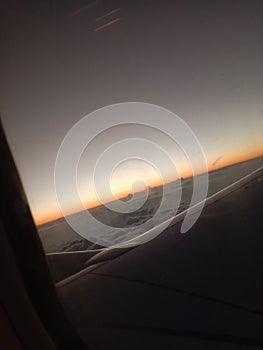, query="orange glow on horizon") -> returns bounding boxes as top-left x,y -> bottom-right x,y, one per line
34,150 -> 263,226
207,148 -> 263,173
